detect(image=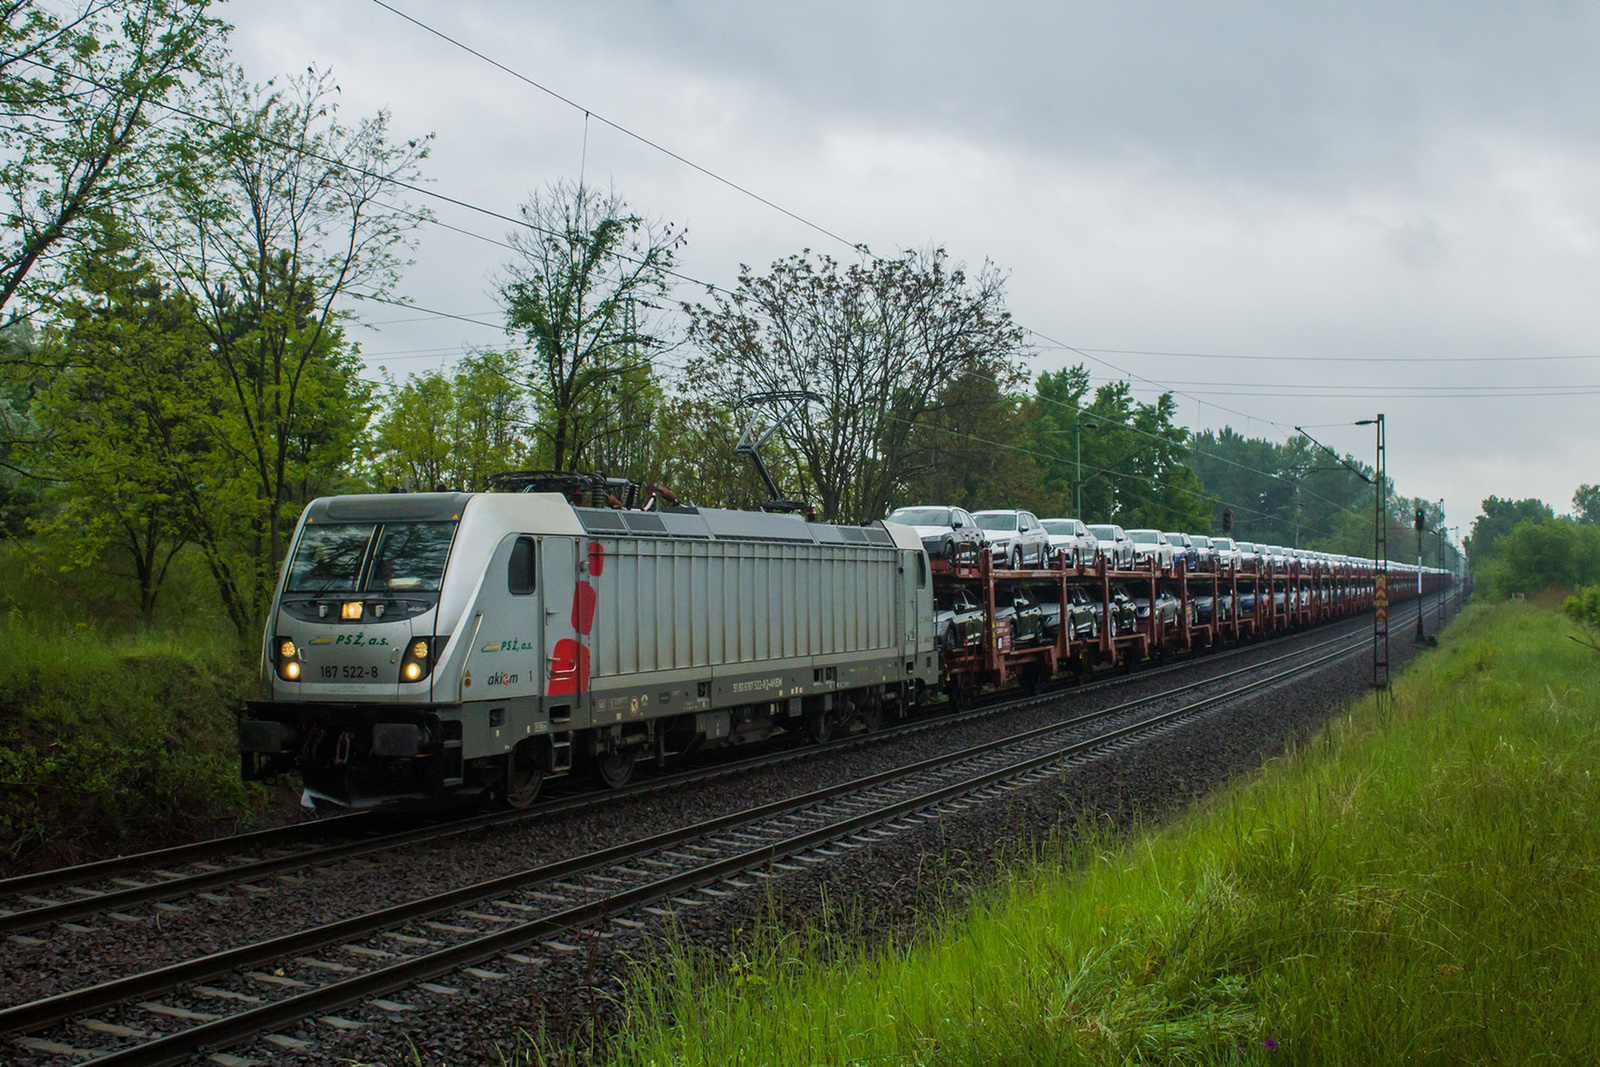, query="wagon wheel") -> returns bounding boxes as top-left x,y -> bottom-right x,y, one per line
860,695 -> 884,733
594,748 -> 637,789
503,741 -> 544,810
